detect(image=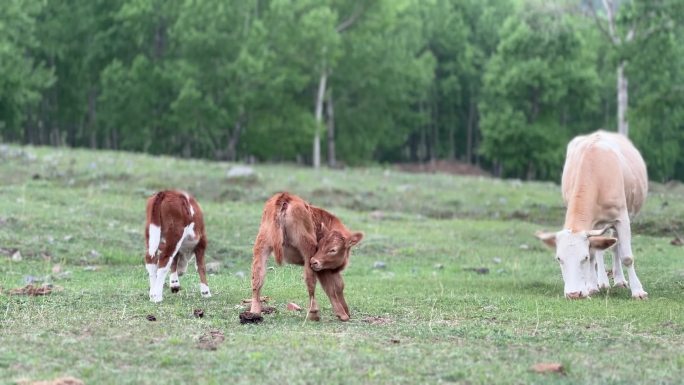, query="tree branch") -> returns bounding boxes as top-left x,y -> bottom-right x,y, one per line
600,0 -> 621,44
336,4 -> 365,33
589,3 -> 618,46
